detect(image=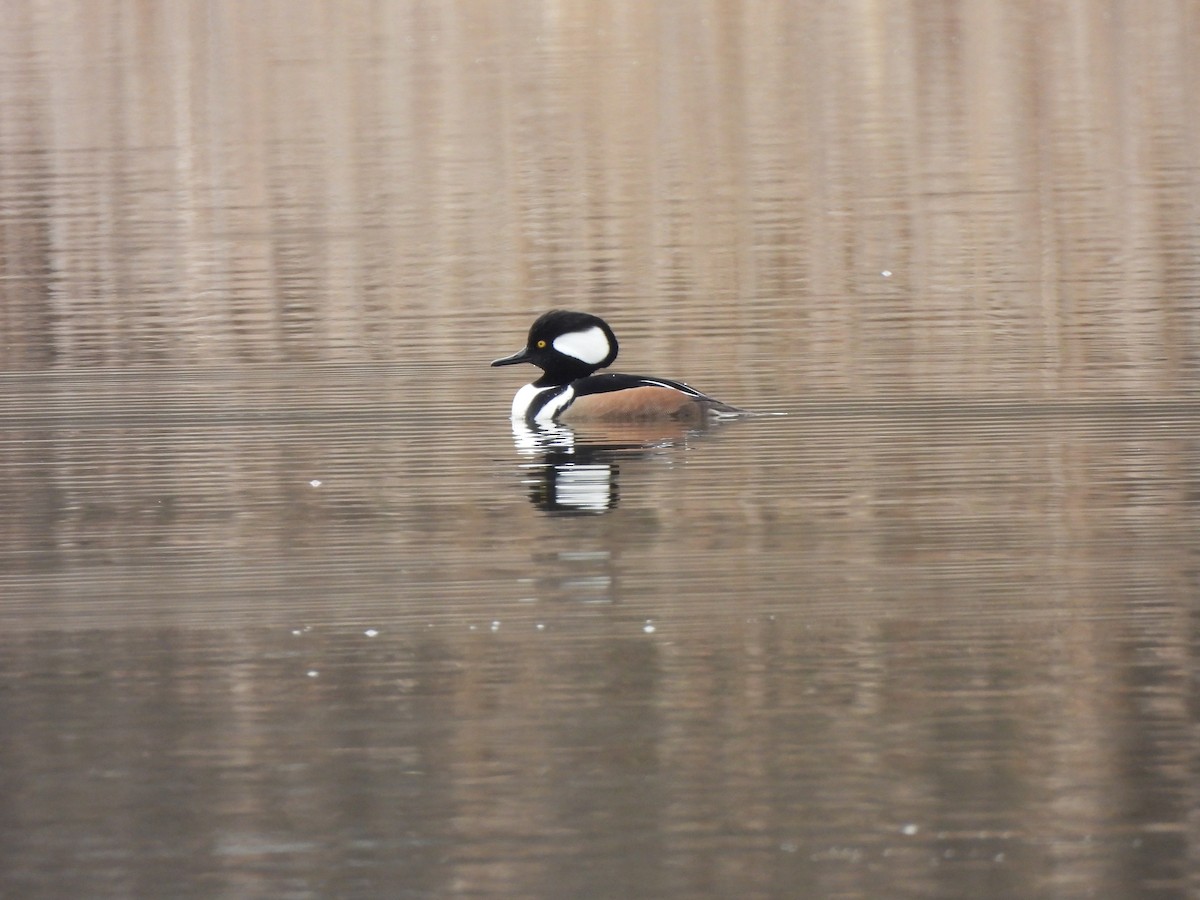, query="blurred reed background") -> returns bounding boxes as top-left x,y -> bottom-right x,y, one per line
1,1 -> 1195,397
